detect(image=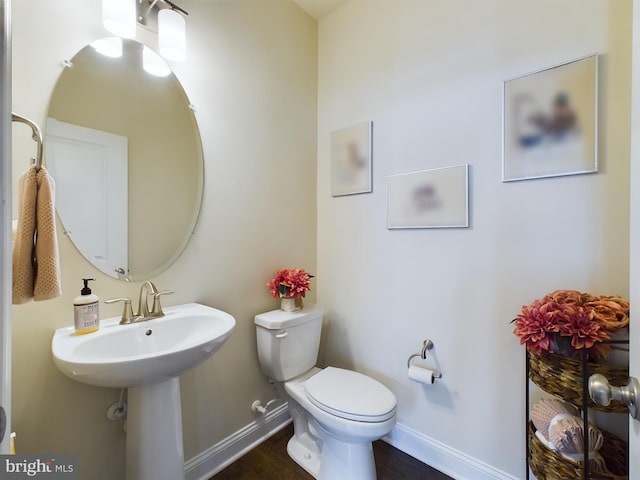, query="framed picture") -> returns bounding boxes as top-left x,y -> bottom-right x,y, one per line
331,121 -> 372,196
386,164 -> 469,229
502,54 -> 598,182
